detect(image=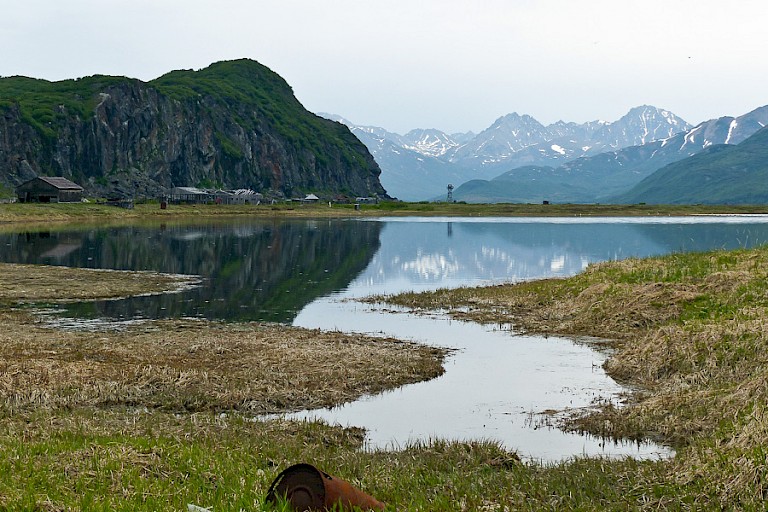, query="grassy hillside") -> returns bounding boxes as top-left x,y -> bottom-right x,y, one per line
0,59 -> 383,200
0,75 -> 133,138
616,126 -> 768,204
150,60 -> 369,170
453,166 -> 596,203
